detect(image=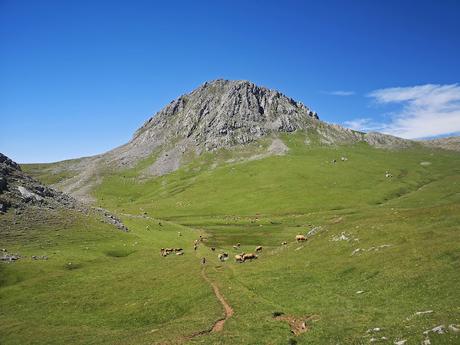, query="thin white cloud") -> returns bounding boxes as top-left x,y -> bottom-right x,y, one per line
344,118 -> 381,132
346,84 -> 460,139
324,90 -> 355,96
